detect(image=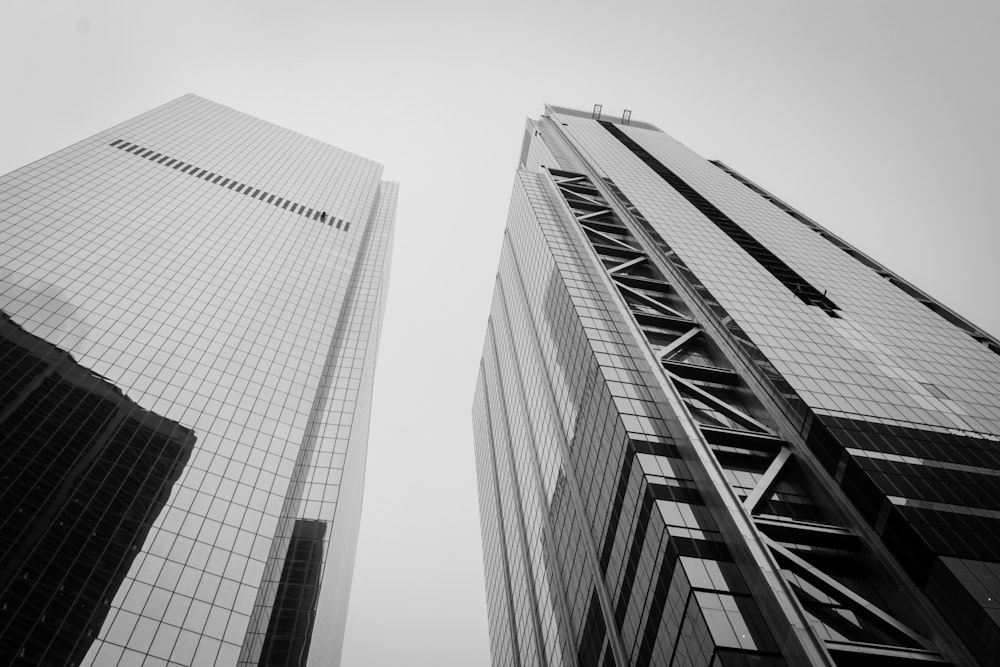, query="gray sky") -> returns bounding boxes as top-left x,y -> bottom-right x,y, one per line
2,1 -> 998,665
